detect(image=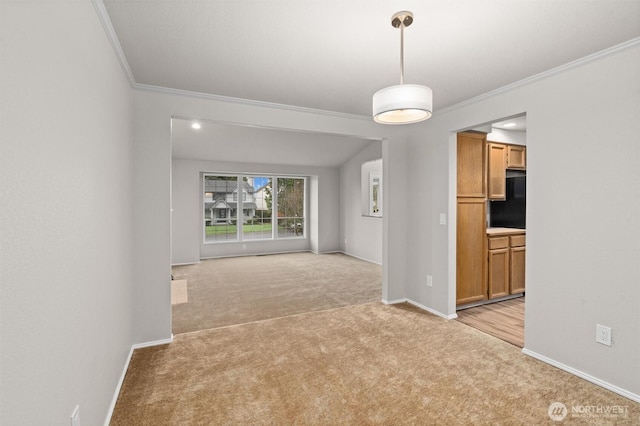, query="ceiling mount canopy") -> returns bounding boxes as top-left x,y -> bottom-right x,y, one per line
373,11 -> 433,125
